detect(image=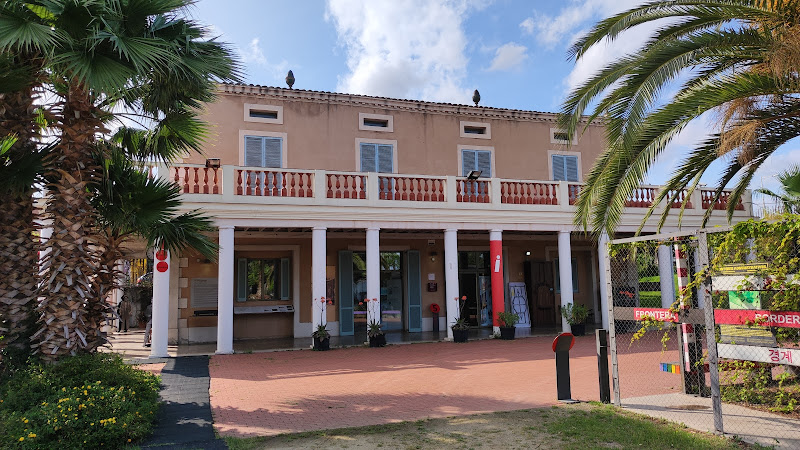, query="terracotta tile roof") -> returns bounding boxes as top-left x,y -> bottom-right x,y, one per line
217,82 -> 598,124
